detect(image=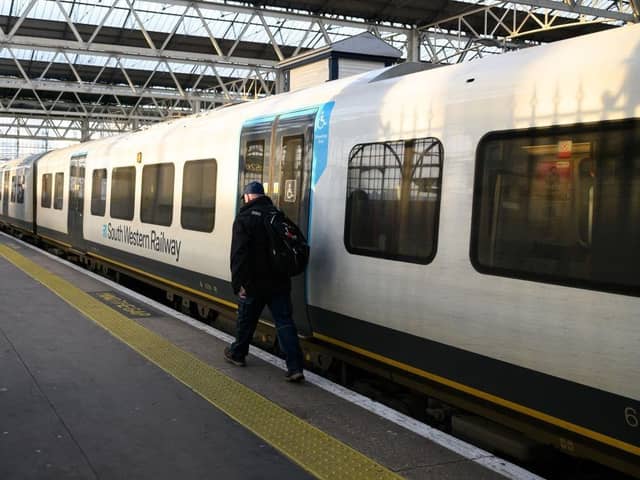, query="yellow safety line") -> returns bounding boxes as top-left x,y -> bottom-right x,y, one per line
0,243 -> 401,480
